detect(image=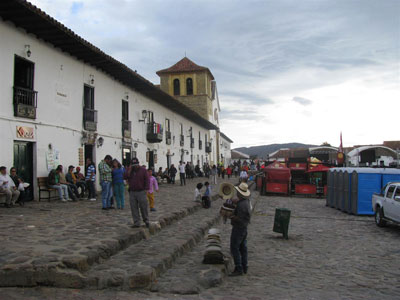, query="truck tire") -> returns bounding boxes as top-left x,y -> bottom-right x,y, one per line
375,206 -> 386,227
